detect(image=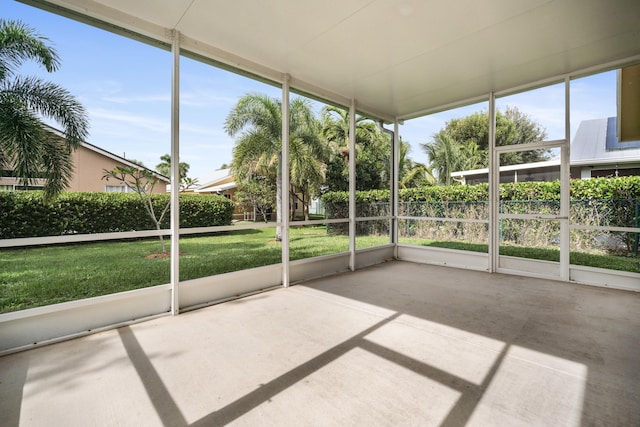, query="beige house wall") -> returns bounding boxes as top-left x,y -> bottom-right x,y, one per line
0,176 -> 47,189
195,174 -> 247,219
226,188 -> 246,218
68,145 -> 167,193
0,144 -> 168,193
